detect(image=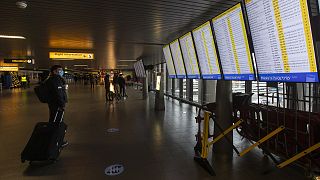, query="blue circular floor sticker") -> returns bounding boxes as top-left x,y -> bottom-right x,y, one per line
105,164 -> 124,176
